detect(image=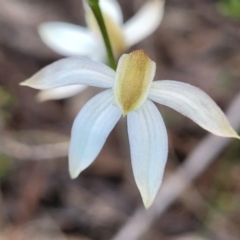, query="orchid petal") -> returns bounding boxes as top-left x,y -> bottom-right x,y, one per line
38,22 -> 103,60
69,89 -> 121,178
36,85 -> 88,102
123,0 -> 165,47
99,0 -> 123,25
149,80 -> 239,138
20,57 -> 115,90
127,99 -> 168,208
